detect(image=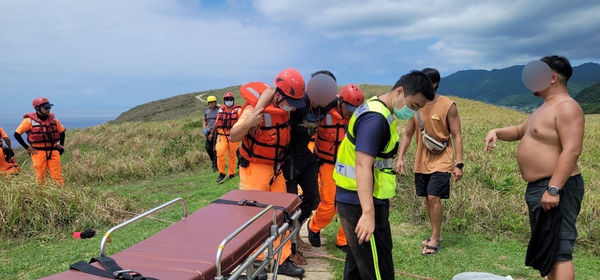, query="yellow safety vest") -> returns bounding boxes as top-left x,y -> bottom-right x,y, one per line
333,96 -> 399,199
